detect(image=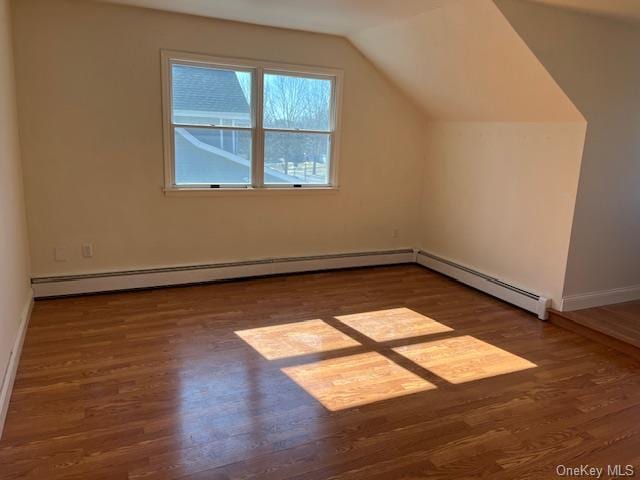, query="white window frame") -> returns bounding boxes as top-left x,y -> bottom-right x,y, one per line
161,50 -> 343,194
